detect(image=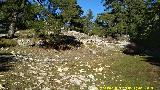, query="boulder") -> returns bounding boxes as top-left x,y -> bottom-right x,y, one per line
17,39 -> 35,46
